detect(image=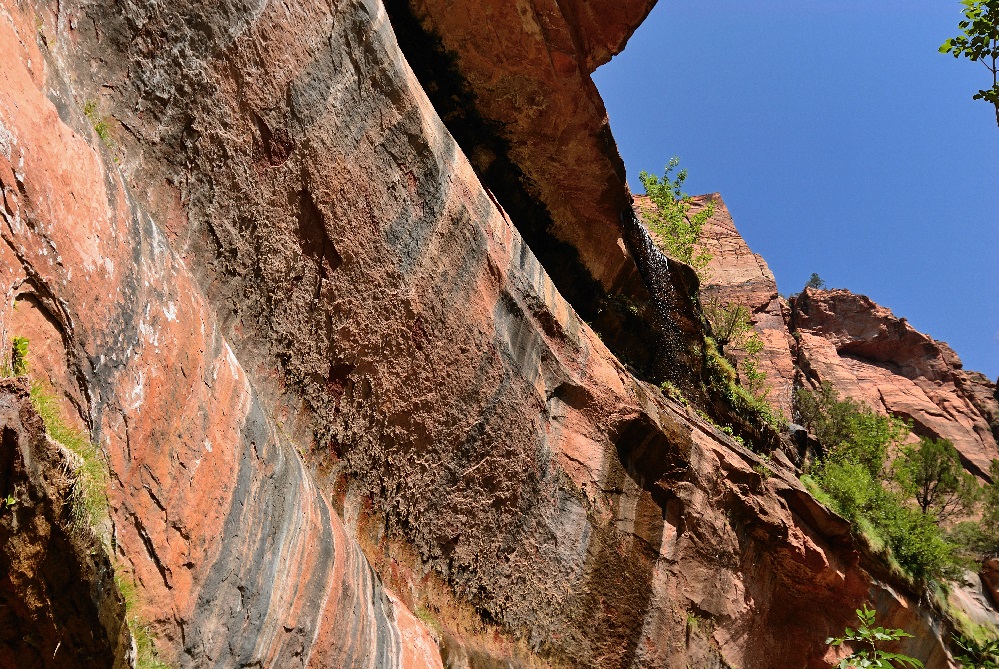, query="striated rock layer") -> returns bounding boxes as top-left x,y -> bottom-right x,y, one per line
0,6 -> 442,666
692,194 -> 796,421
793,288 -> 999,478
0,1 -> 983,669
